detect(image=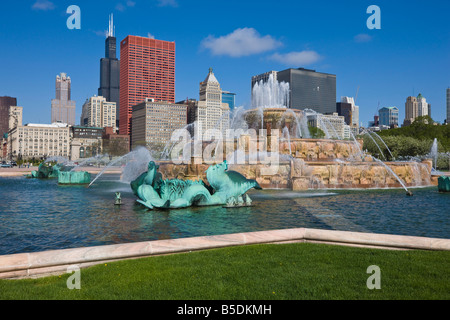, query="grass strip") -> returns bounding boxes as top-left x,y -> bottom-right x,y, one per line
0,243 -> 449,300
